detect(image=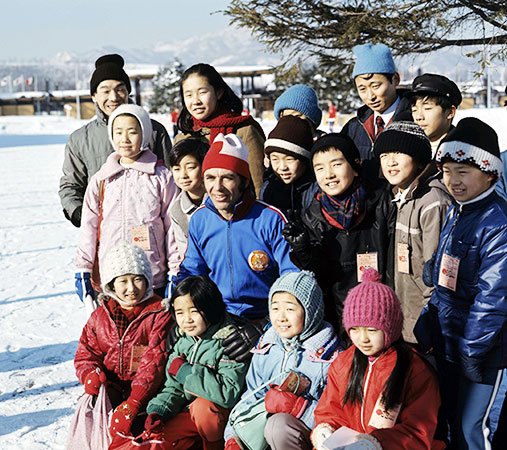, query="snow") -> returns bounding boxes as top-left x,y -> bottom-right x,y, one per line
0,108 -> 505,448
